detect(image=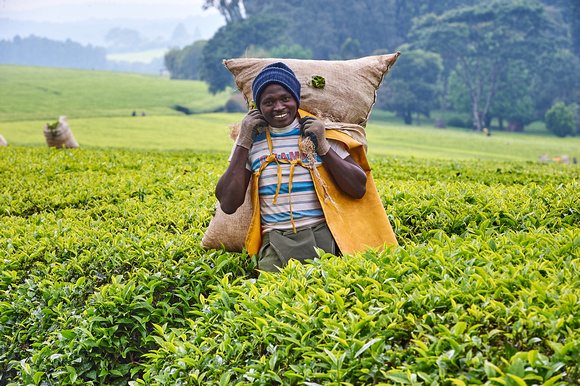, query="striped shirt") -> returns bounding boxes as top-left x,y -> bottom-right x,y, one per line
234,118 -> 349,233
